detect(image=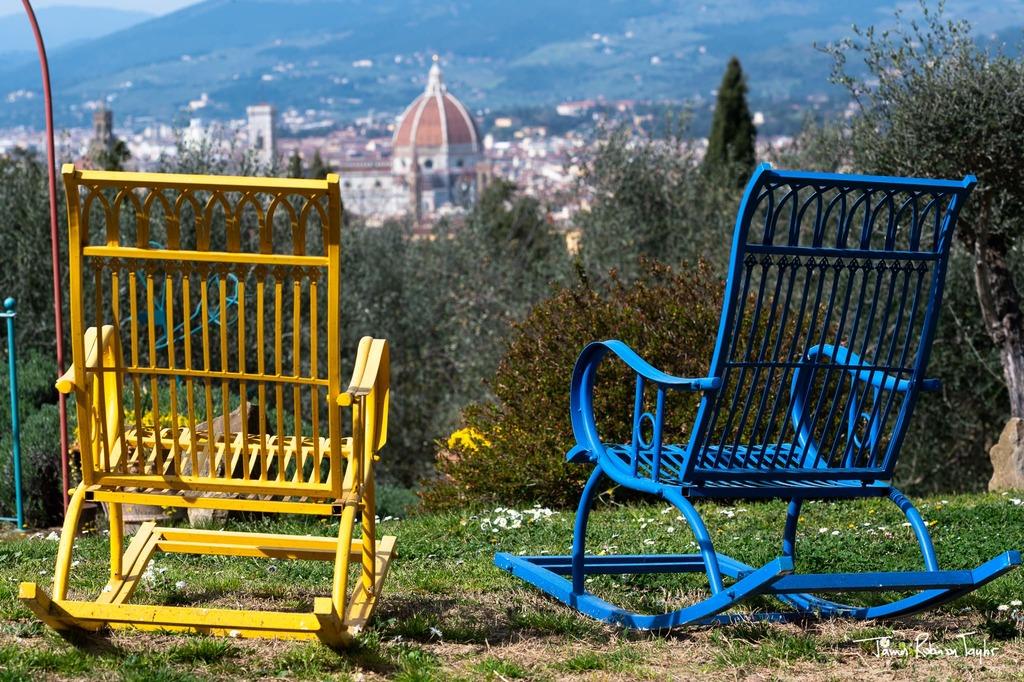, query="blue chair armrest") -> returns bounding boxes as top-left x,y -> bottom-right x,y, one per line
568,340 -> 719,469
788,345 -> 940,465
806,344 -> 936,393
596,340 -> 721,391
